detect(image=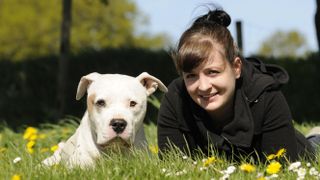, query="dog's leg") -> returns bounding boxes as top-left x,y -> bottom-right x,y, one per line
65,112 -> 101,168
41,142 -> 65,166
